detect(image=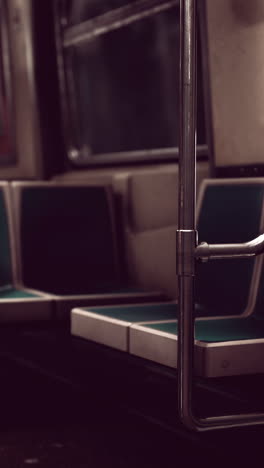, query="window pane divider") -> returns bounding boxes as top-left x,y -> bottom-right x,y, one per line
63,0 -> 179,47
